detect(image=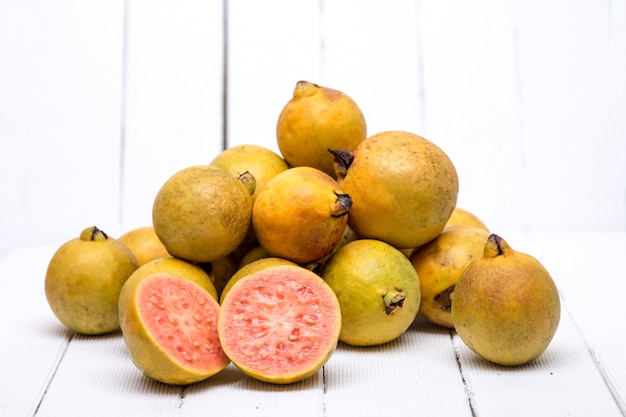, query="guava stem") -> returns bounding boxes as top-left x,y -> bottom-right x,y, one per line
238,171 -> 256,196
331,192 -> 352,217
383,290 -> 405,315
484,233 -> 511,258
80,226 -> 108,241
328,149 -> 354,180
